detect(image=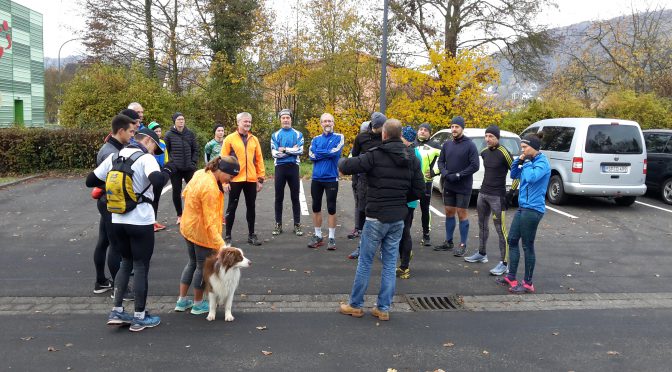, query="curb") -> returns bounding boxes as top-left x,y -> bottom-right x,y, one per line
0,174 -> 43,189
